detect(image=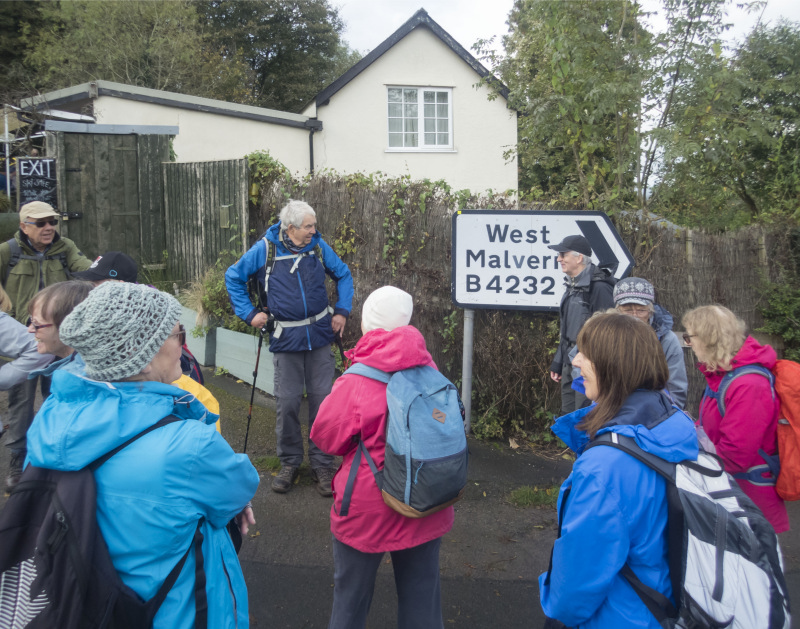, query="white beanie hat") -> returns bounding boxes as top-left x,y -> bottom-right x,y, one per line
361,286 -> 413,333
